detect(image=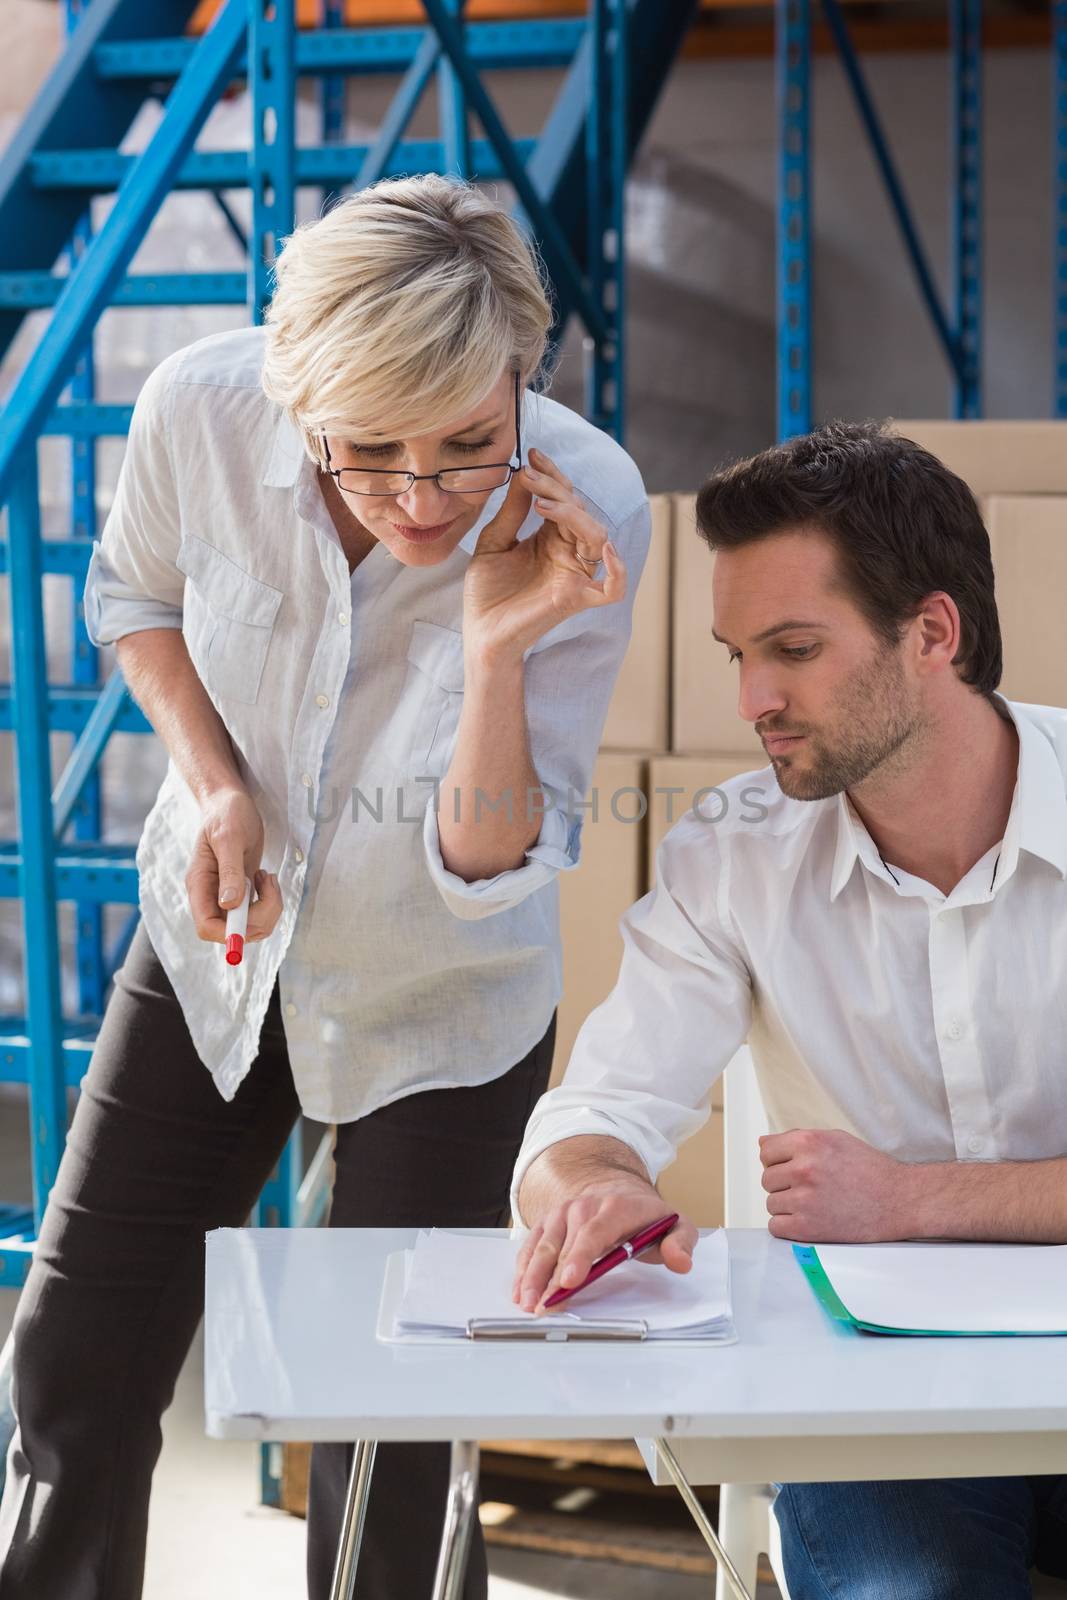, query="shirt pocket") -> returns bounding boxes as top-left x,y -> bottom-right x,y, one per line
390,619 -> 466,779
175,533 -> 283,705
